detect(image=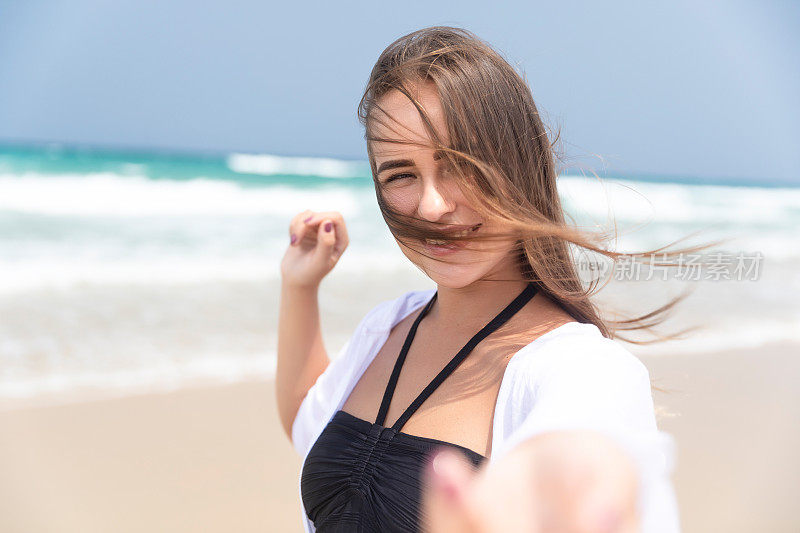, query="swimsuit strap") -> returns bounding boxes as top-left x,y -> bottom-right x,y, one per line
375,282 -> 538,431
374,291 -> 438,426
